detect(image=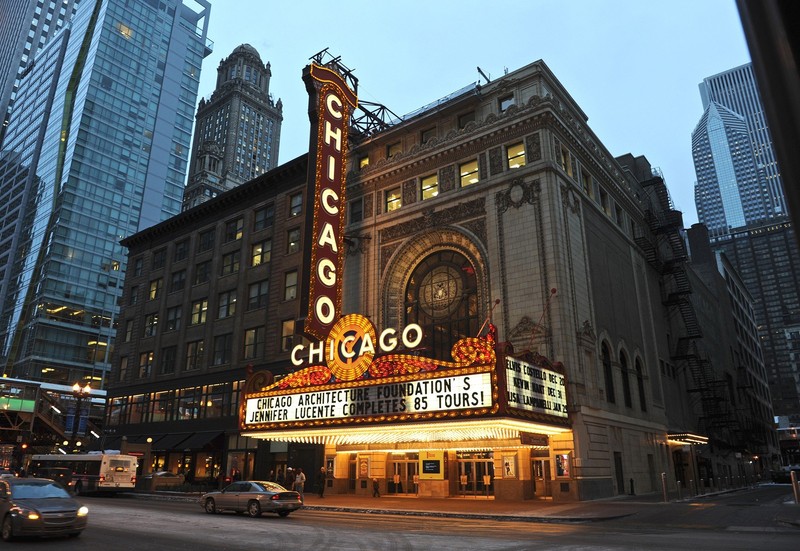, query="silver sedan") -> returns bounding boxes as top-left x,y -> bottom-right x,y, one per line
200,481 -> 303,517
